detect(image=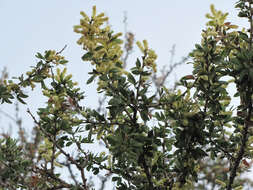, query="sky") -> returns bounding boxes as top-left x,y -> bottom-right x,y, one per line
0,0 -> 250,188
